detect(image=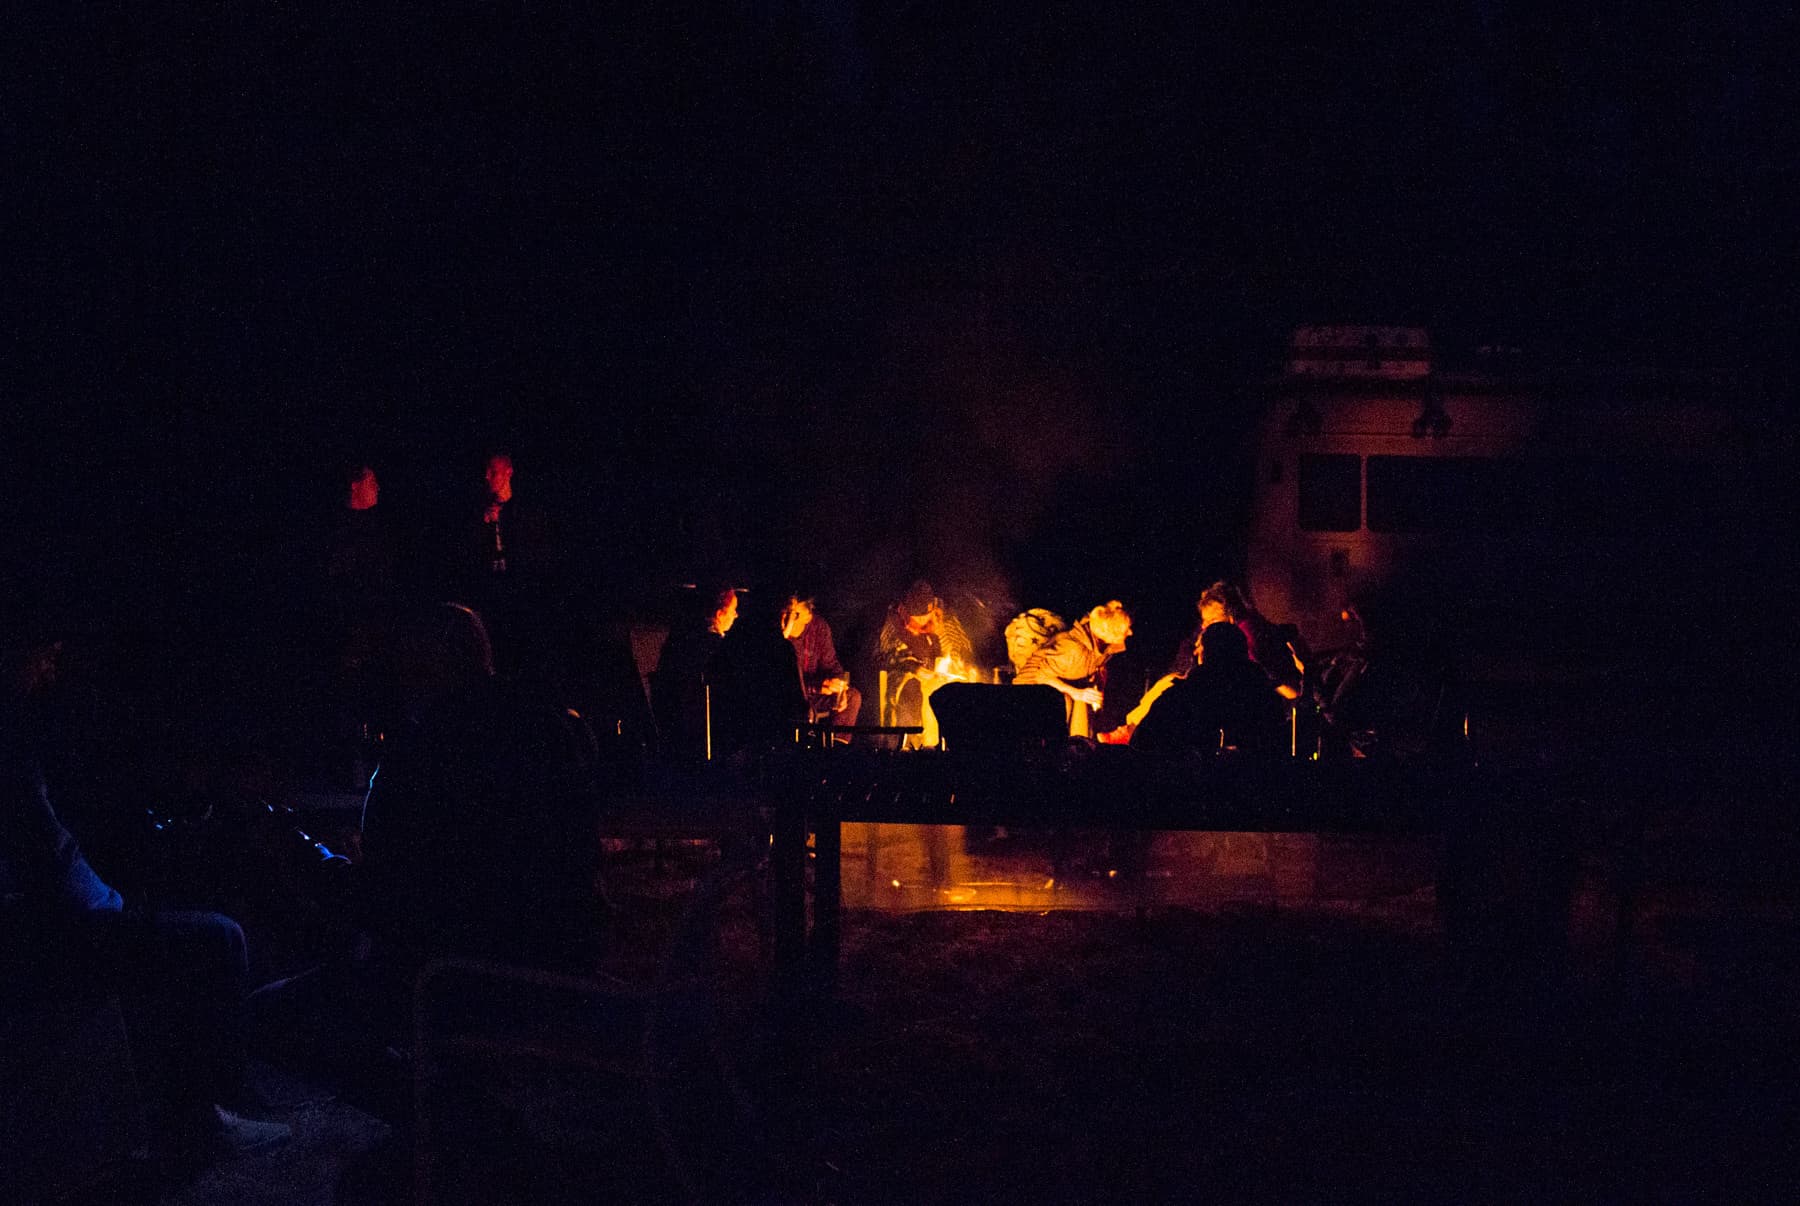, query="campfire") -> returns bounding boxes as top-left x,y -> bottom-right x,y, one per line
931,655 -> 975,683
